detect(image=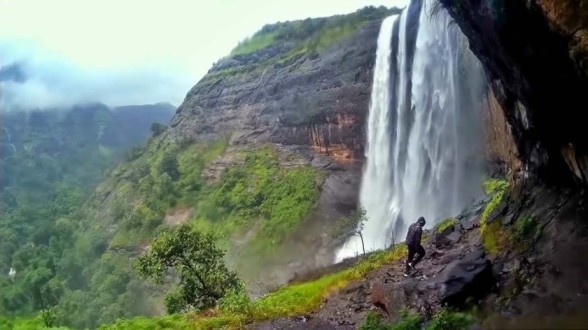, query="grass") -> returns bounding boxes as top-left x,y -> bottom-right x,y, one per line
100,245 -> 406,329
98,315 -> 193,330
435,218 -> 458,234
253,245 -> 406,316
